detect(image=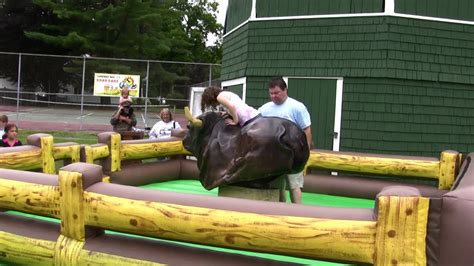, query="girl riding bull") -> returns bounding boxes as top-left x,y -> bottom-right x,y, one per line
200,86 -> 260,127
